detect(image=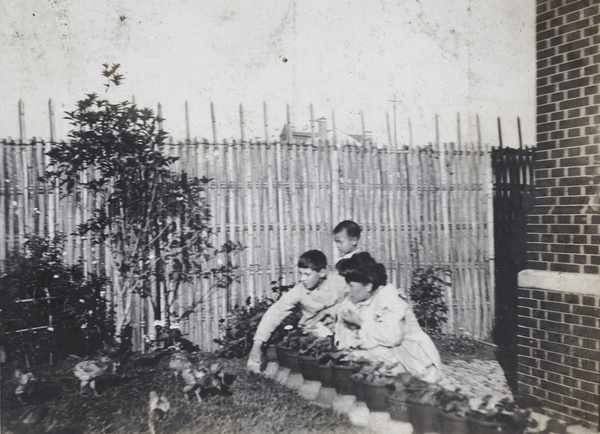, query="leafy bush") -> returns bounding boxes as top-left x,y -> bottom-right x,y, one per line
0,235 -> 113,363
213,292 -> 302,358
408,267 -> 449,335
